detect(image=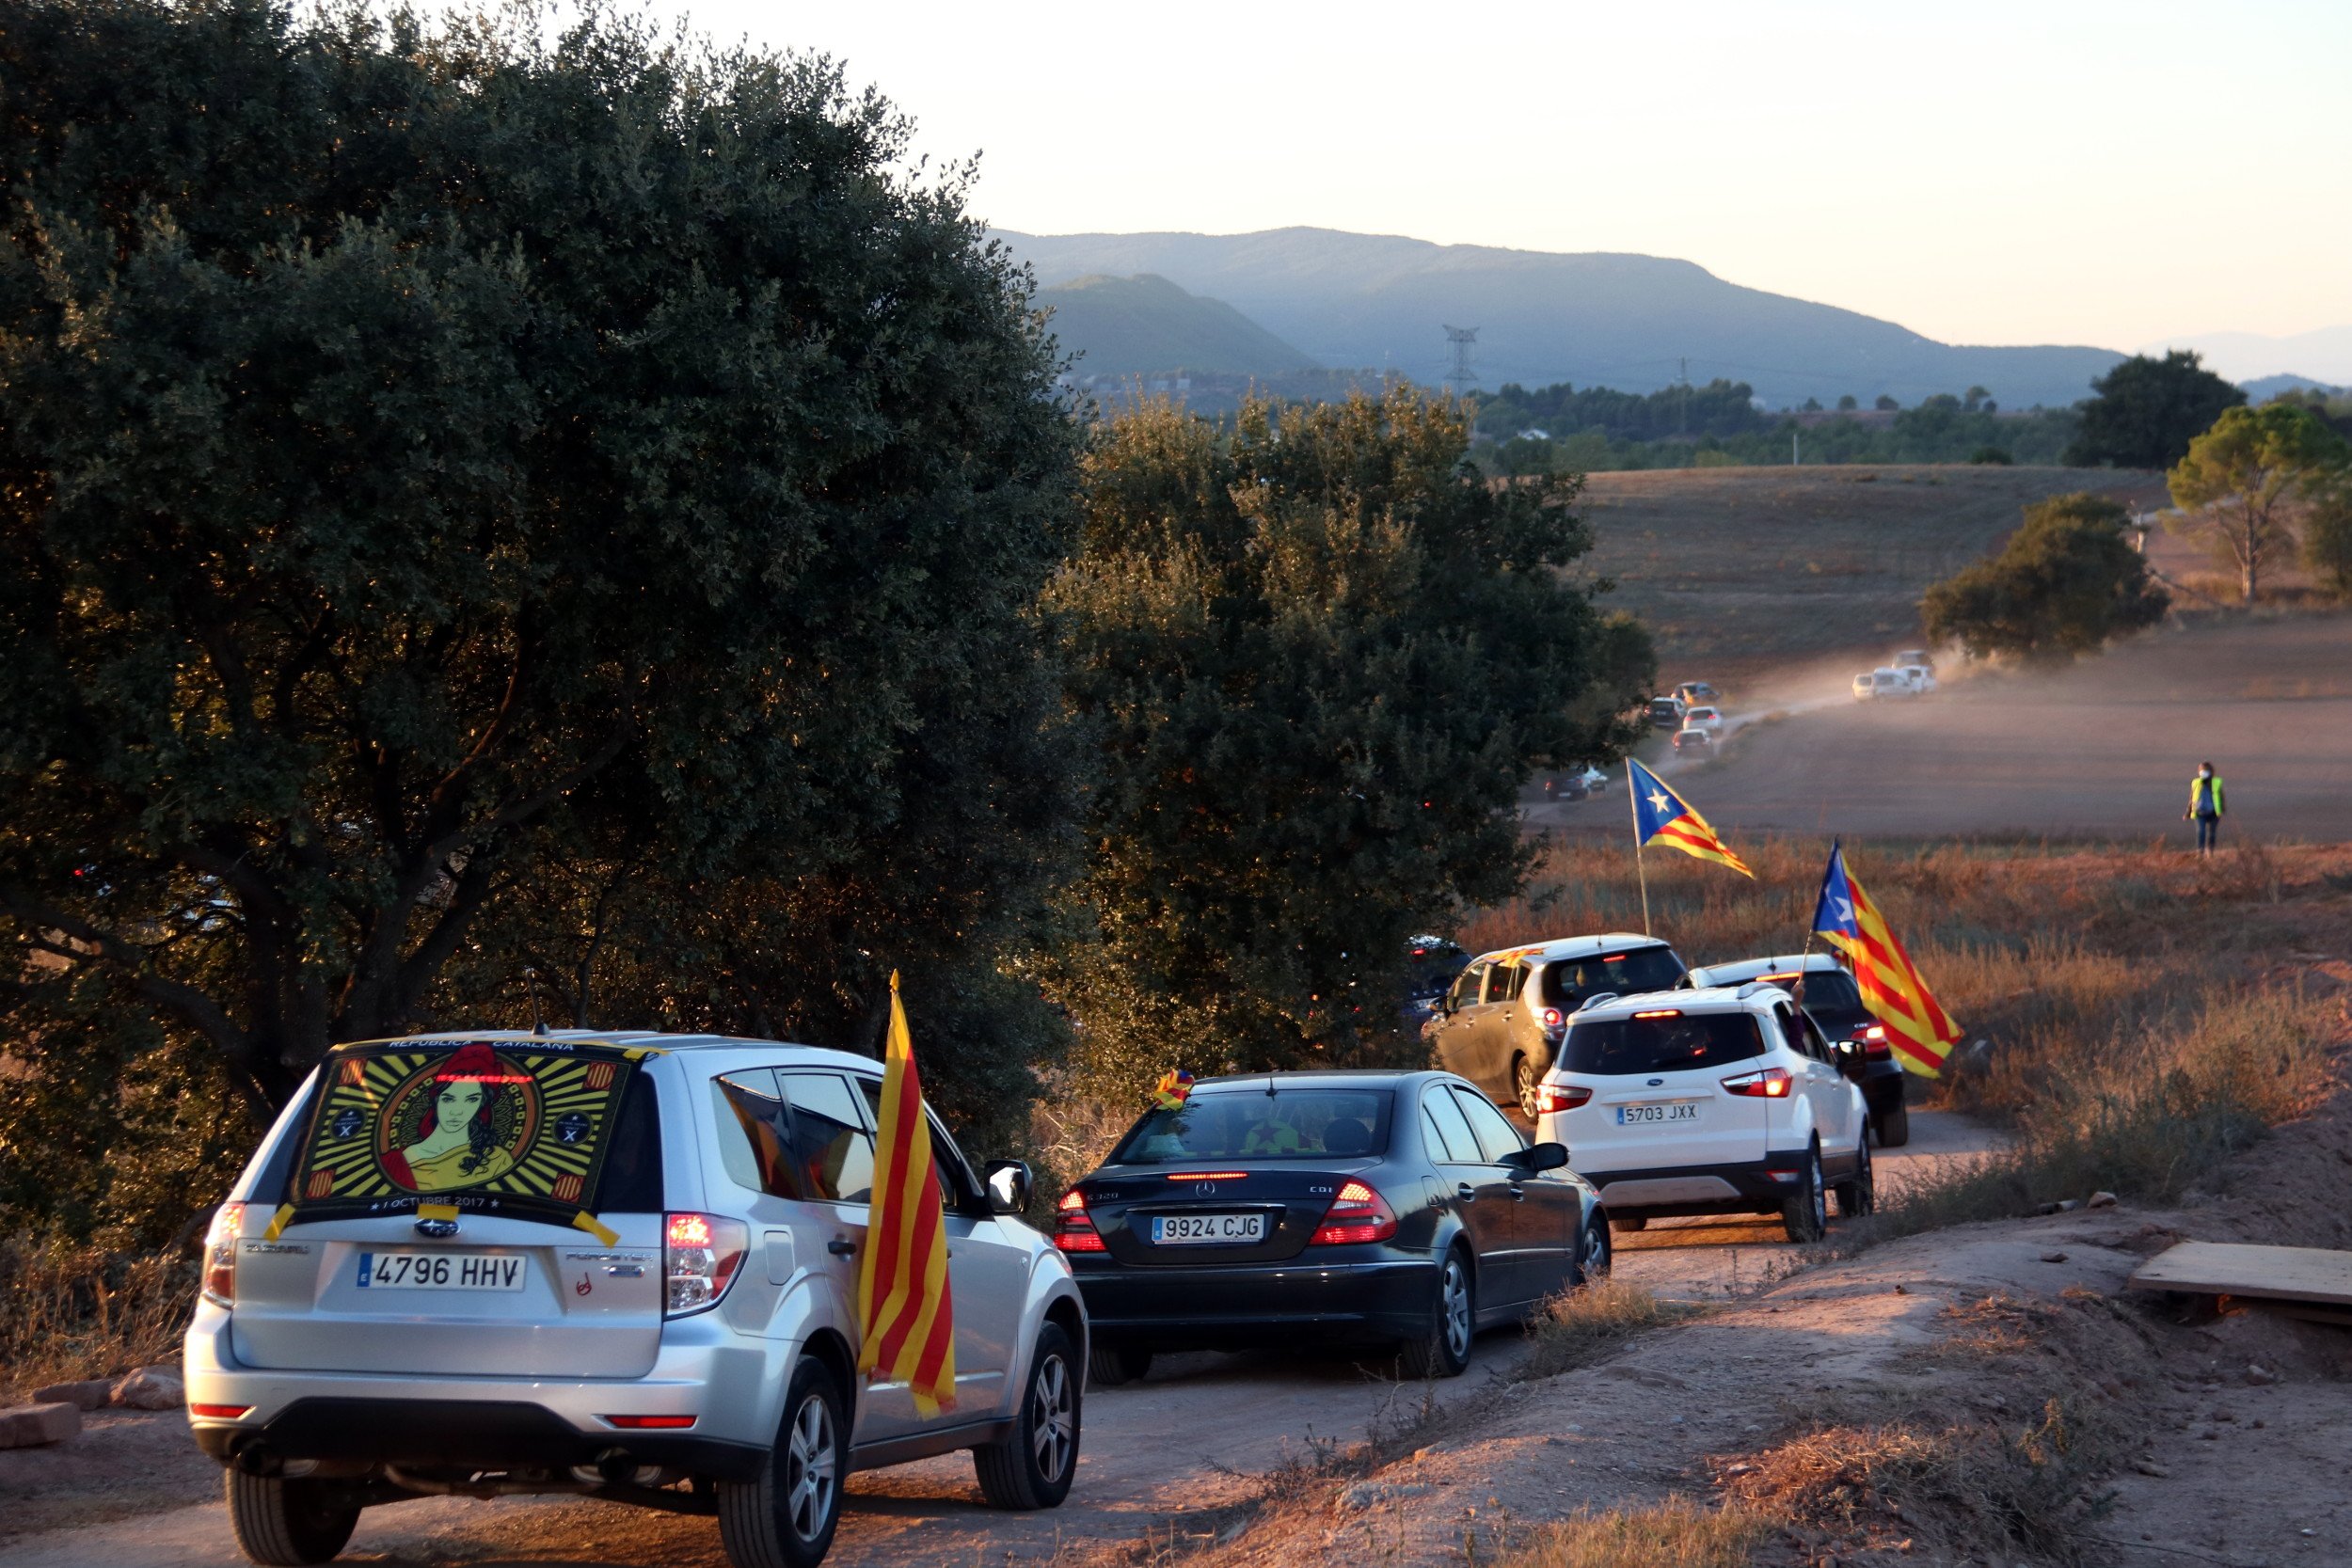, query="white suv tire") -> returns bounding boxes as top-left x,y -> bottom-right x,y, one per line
719,1356 -> 847,1568
1780,1143 -> 1827,1243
